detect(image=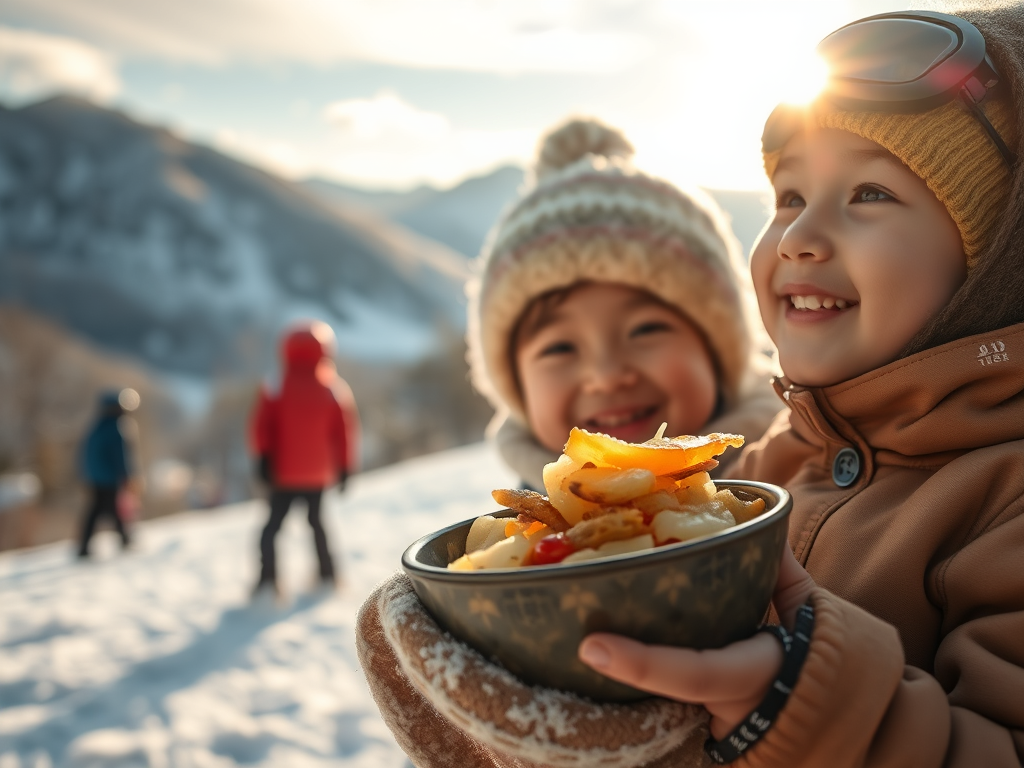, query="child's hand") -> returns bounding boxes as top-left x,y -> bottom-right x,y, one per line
578,546 -> 816,740
358,572 -> 711,768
